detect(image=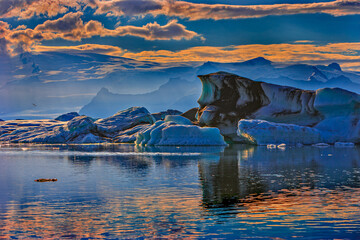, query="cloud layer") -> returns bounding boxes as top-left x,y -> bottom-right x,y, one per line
158,0 -> 360,20
120,42 -> 360,71
1,0 -> 359,20
31,42 -> 360,71
0,0 -> 84,19
0,12 -> 200,55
